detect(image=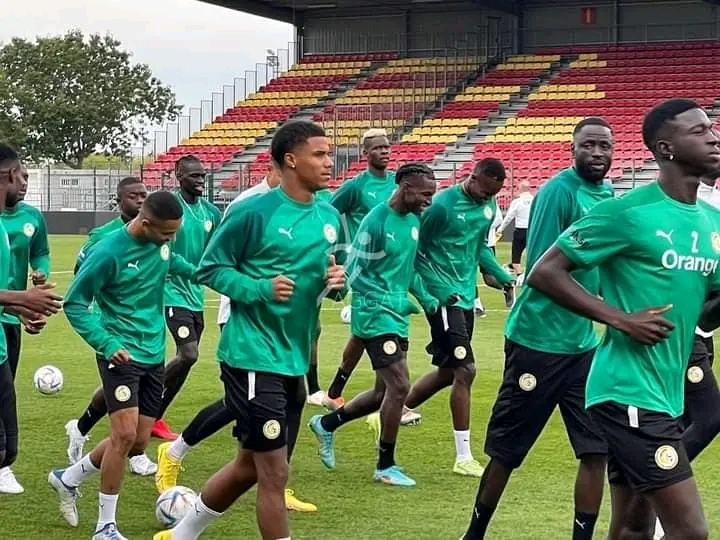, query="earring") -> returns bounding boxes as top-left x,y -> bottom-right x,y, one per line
669,154 -> 675,161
